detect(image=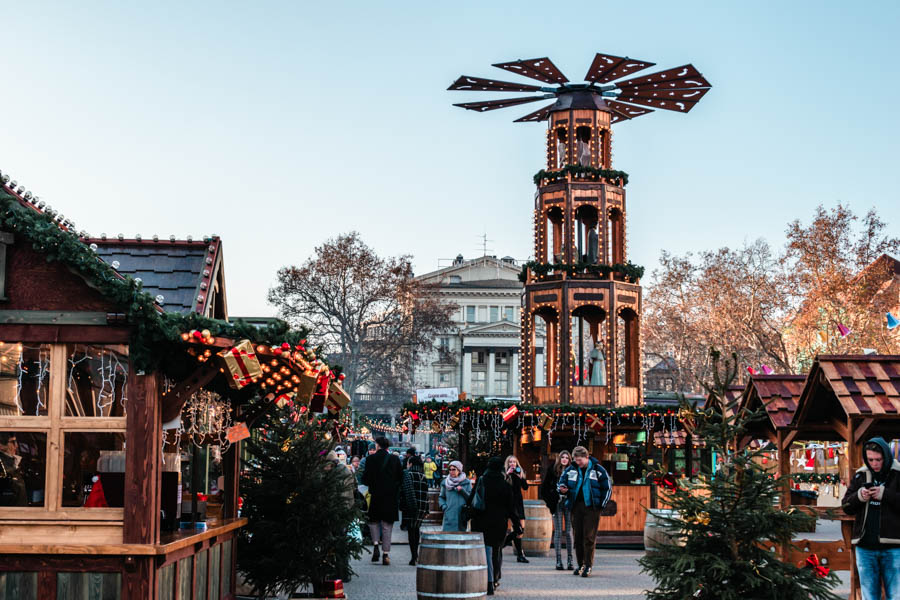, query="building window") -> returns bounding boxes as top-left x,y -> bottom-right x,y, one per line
439,372 -> 451,385
504,307 -> 515,322
490,306 -> 499,322
473,351 -> 486,366
449,275 -> 462,284
471,372 -> 486,395
466,306 -> 476,323
478,306 -> 488,322
495,351 -> 509,367
494,371 -> 509,395
439,337 -> 450,351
